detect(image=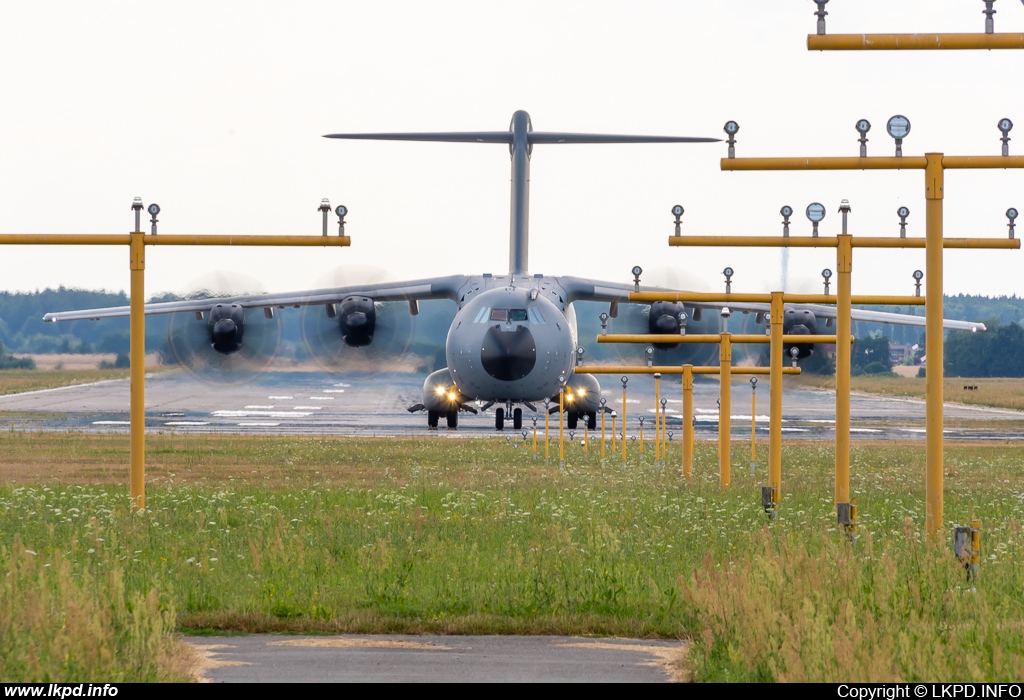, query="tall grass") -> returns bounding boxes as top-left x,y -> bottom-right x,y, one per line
0,535 -> 193,682
2,435 -> 1024,680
